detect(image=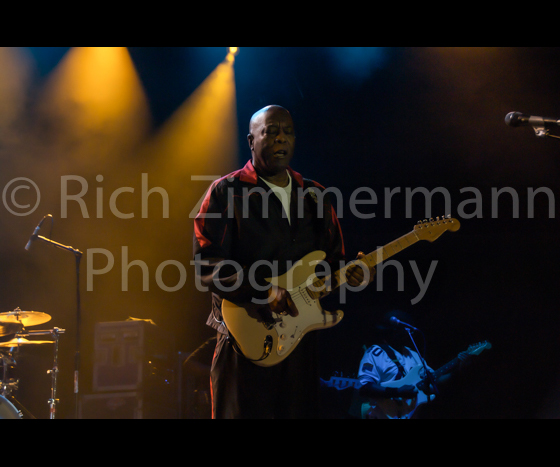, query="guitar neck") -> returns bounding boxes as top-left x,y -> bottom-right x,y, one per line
362,230 -> 421,269
433,356 -> 464,381
420,343 -> 489,388
311,230 -> 421,295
